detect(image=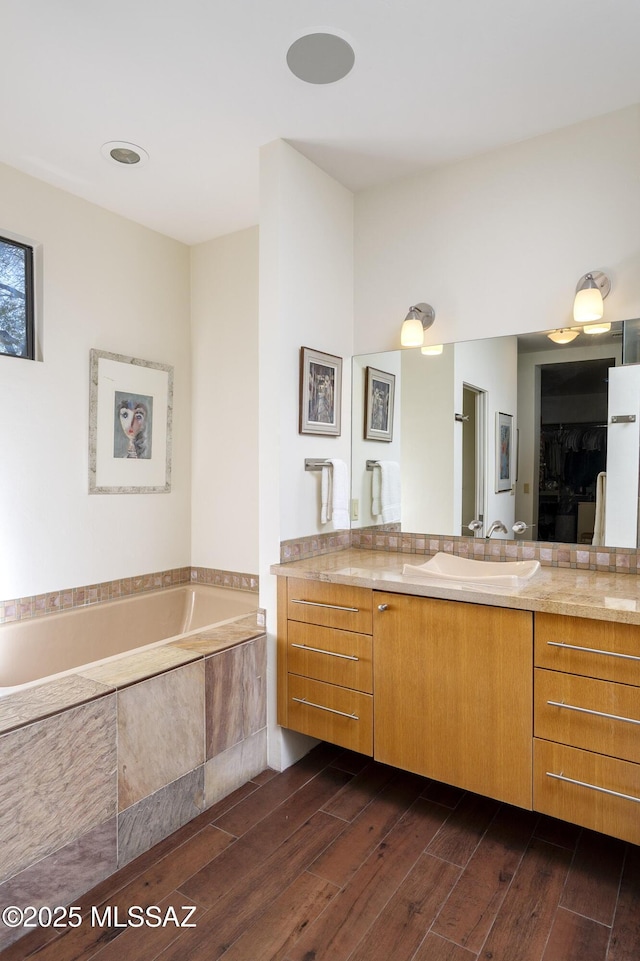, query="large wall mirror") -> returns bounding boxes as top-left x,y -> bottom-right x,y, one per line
352,320 -> 640,549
